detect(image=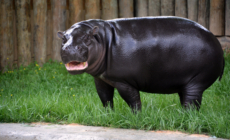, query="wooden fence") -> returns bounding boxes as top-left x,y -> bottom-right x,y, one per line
0,0 -> 230,72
